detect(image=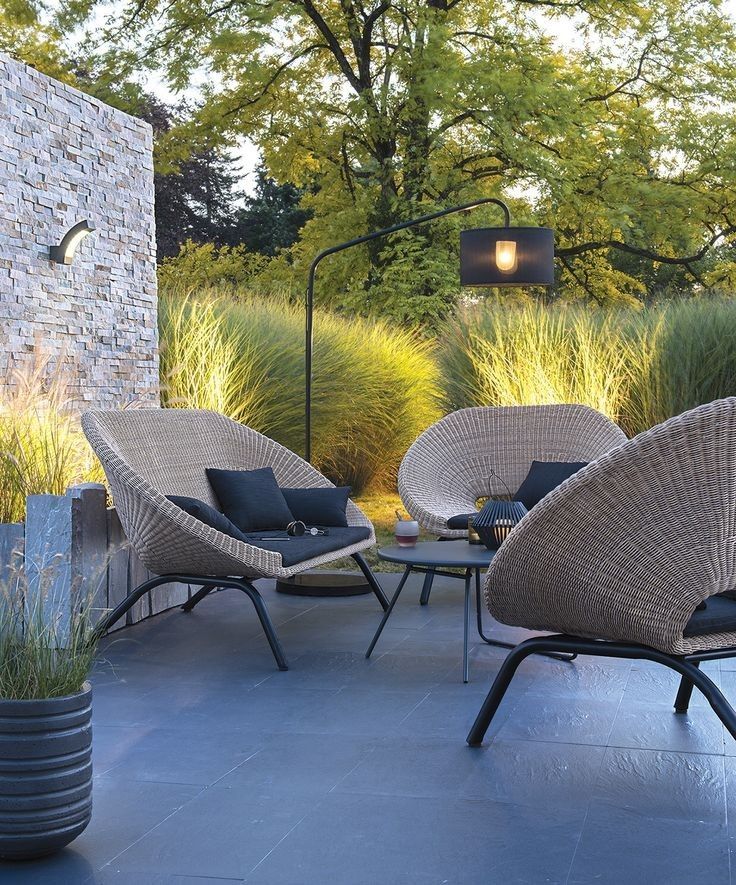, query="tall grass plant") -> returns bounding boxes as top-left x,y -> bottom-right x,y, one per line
0,361 -> 102,524
0,553 -> 99,700
159,290 -> 442,491
439,297 -> 736,437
